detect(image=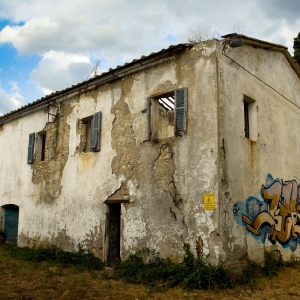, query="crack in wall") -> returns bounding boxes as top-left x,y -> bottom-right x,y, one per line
153,142 -> 182,208
169,207 -> 177,221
